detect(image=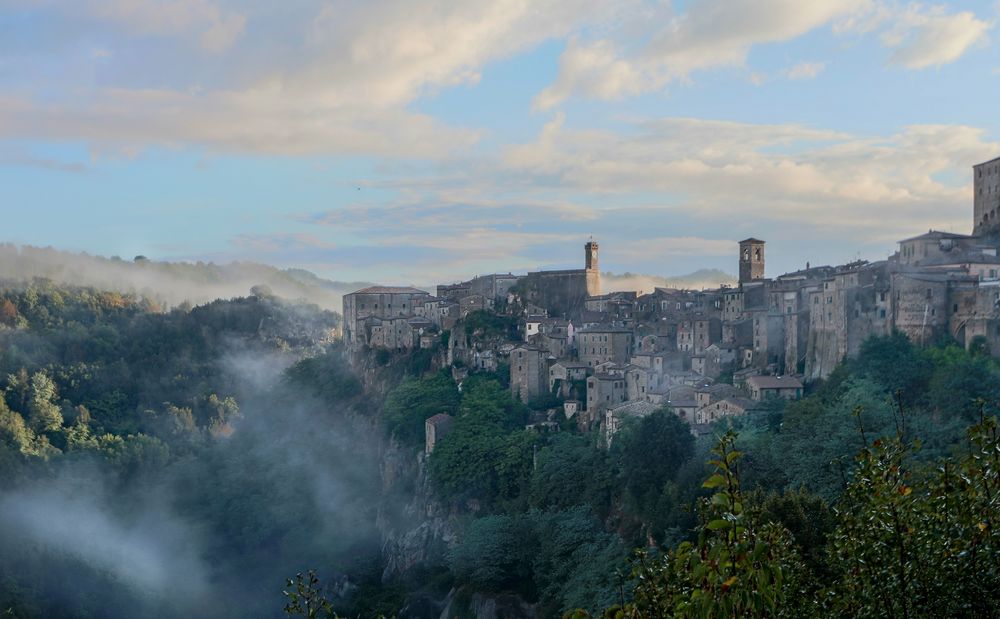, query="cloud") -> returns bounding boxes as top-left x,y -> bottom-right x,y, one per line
0,0 -> 624,157
503,115 -> 999,239
88,0 -> 247,52
881,4 -> 991,68
535,0 -> 865,108
786,61 -> 826,79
